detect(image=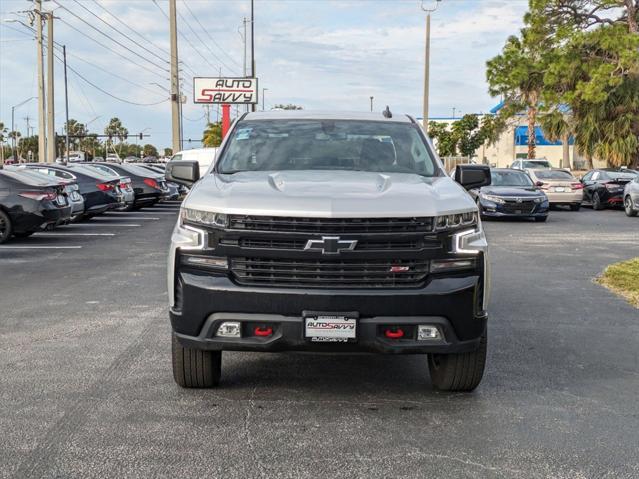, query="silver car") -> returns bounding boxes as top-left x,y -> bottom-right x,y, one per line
624,173 -> 639,217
